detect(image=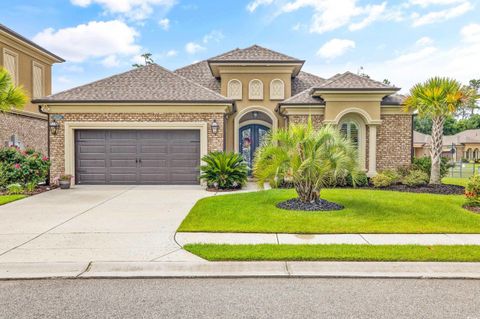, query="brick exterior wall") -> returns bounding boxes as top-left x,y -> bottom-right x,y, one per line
0,112 -> 47,154
49,112 -> 224,181
287,114 -> 324,129
376,114 -> 413,170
